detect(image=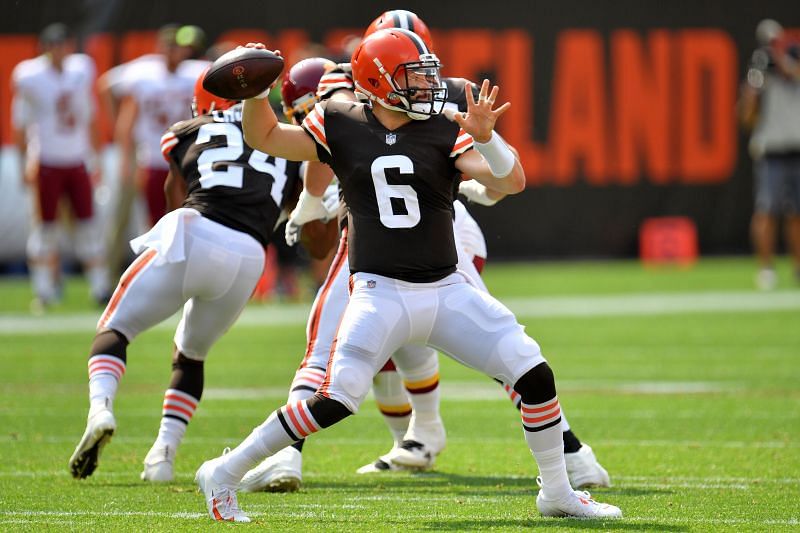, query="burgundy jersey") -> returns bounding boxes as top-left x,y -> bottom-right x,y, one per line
302,100 -> 473,282
161,104 -> 300,247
